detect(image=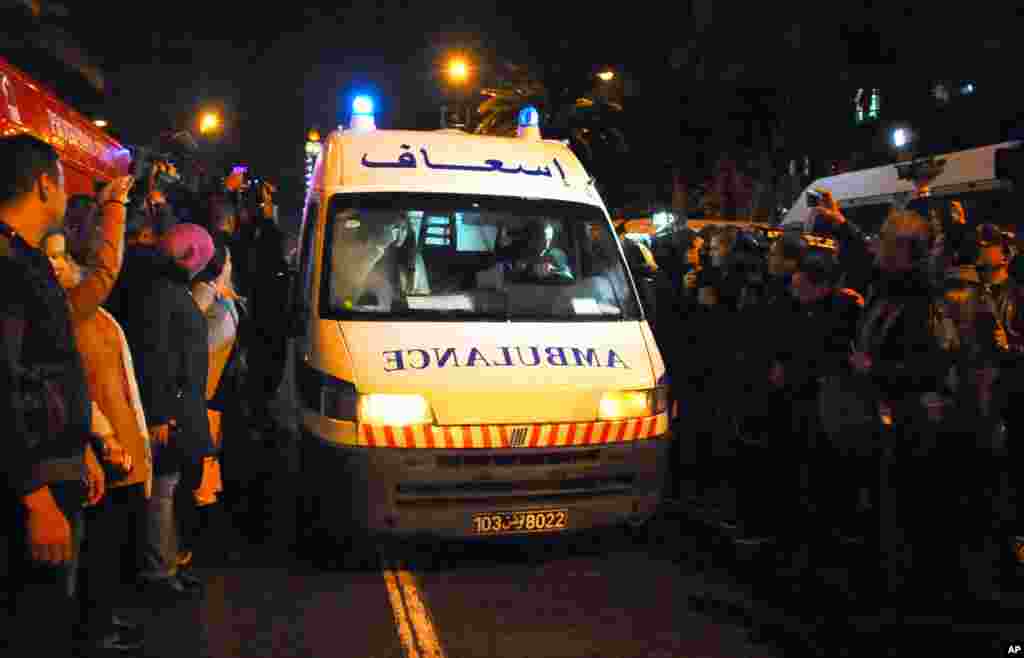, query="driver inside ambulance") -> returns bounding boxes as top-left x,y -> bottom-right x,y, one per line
504,220 -> 571,280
